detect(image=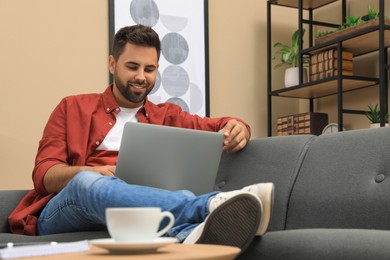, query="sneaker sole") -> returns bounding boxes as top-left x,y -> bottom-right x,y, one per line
195,193 -> 262,251
257,183 -> 274,236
